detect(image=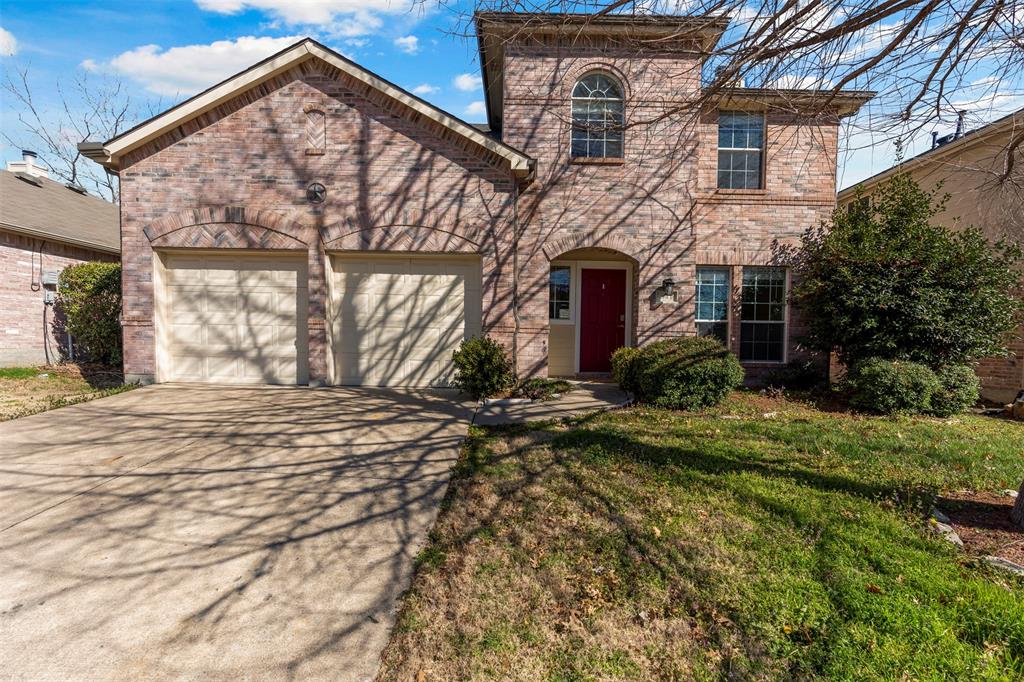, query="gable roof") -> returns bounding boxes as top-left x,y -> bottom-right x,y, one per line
0,170 -> 119,254
838,107 -> 1024,198
79,38 -> 534,181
